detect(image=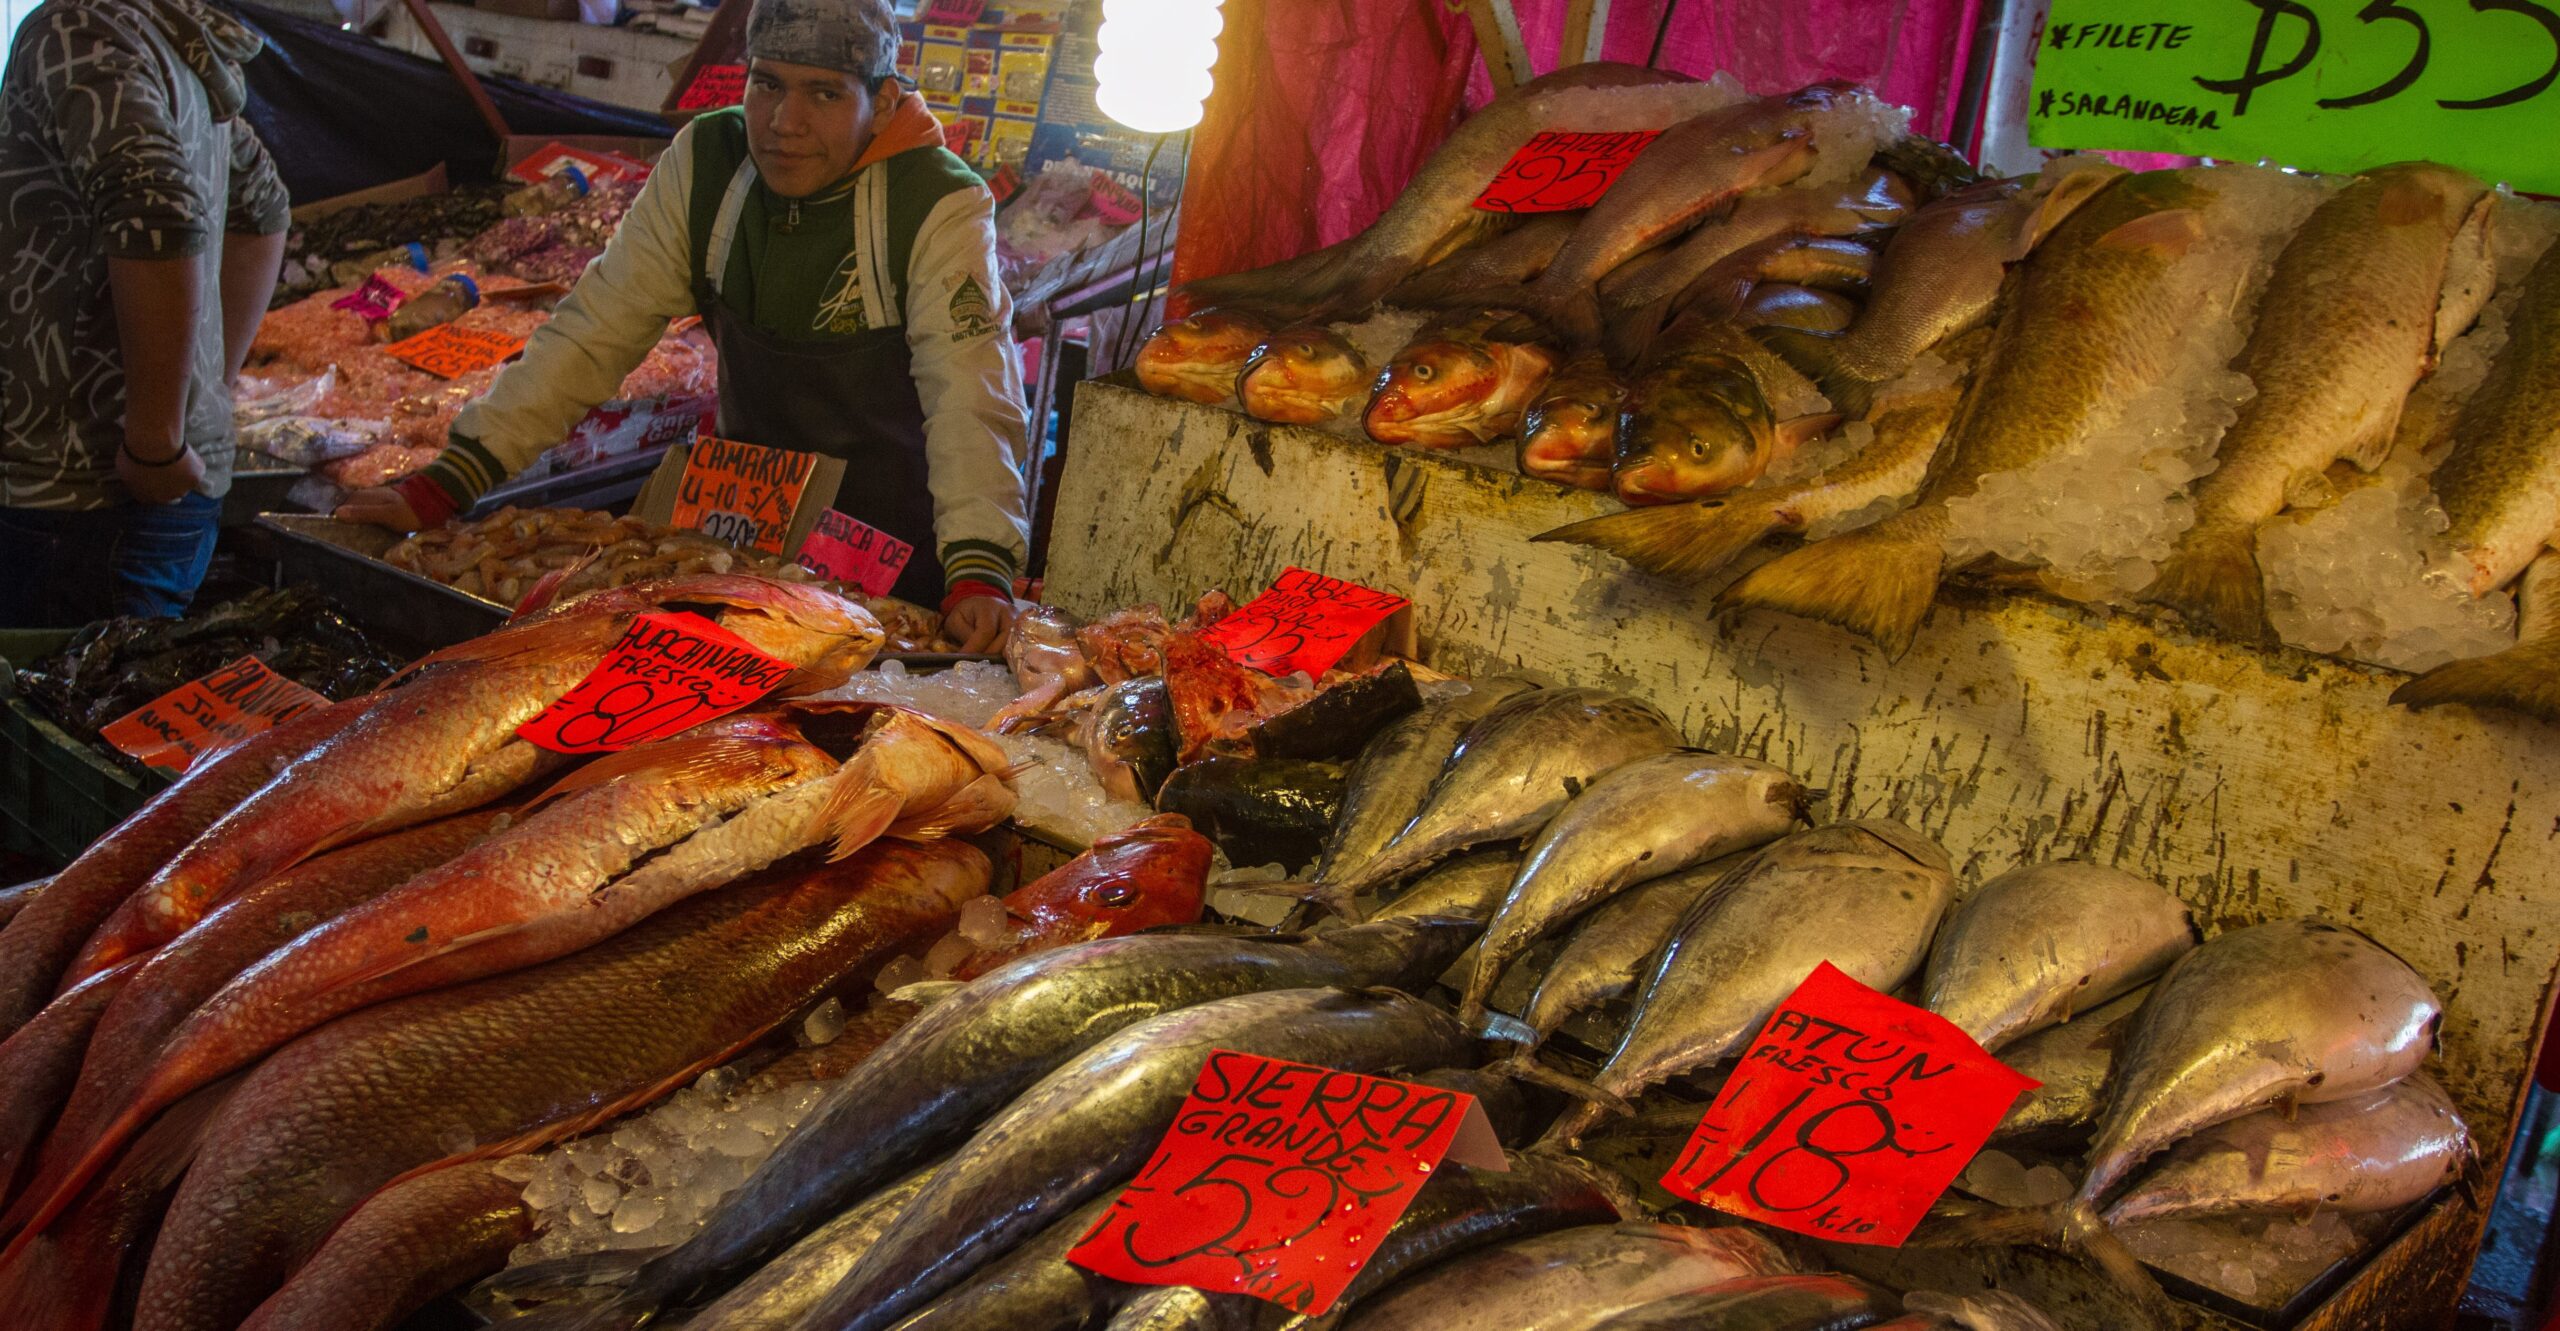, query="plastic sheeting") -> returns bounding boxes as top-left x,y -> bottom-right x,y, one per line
224,1 -> 670,203
1171,0 -> 1988,301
